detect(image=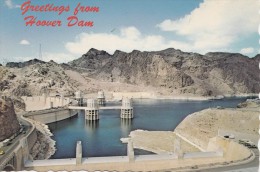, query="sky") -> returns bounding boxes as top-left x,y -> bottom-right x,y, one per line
0,0 -> 259,64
